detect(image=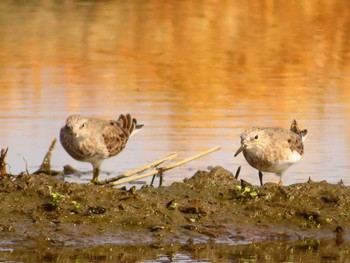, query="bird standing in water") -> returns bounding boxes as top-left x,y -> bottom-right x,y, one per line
234,120 -> 307,185
60,113 -> 143,183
